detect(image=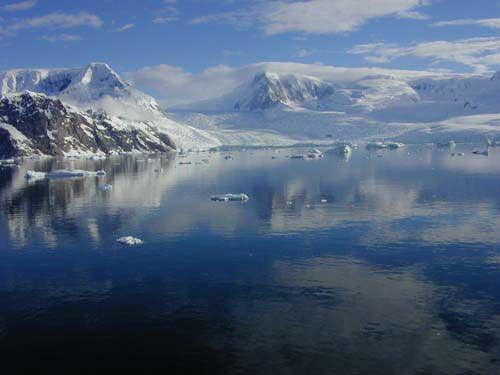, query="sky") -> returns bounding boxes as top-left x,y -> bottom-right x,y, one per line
1,0 -> 500,105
